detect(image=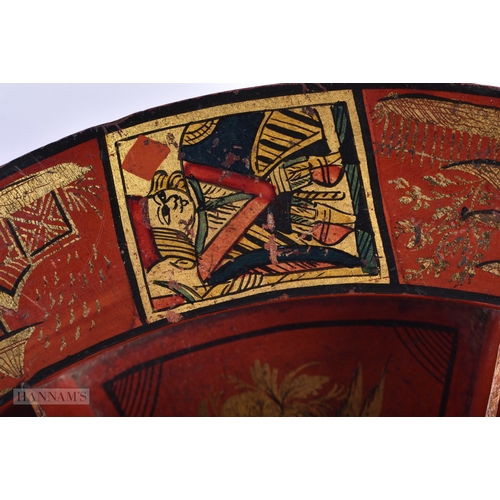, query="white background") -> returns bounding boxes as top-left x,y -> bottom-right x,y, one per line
3,81 -> 500,166
2,2 -> 500,498
0,83 -> 273,165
